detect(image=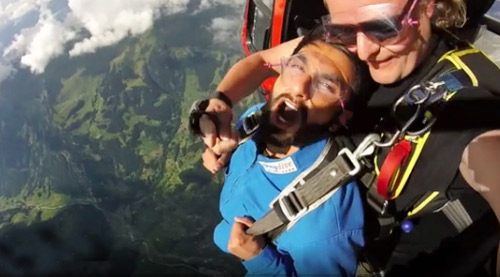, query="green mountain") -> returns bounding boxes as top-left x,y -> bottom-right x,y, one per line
0,8 -> 259,275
